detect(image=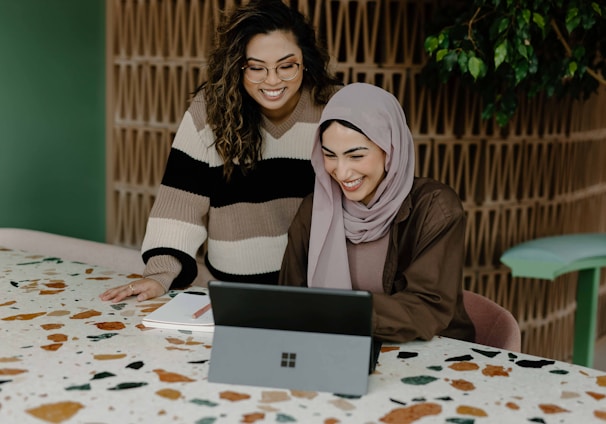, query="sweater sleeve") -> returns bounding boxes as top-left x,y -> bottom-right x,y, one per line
372,184 -> 469,343
143,255 -> 182,292
141,96 -> 213,289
